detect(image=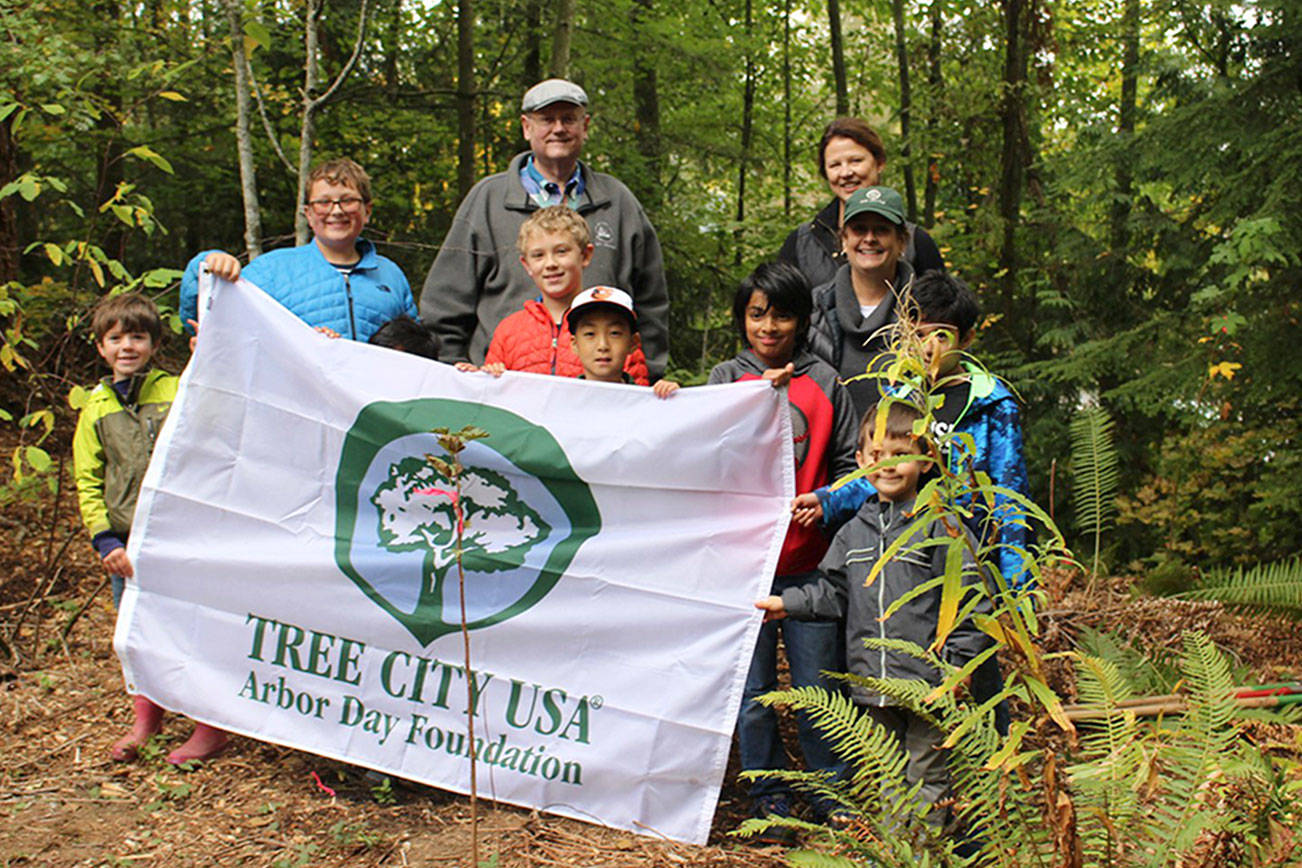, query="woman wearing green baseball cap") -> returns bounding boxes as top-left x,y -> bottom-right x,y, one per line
778,118 -> 944,289
807,185 -> 913,415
